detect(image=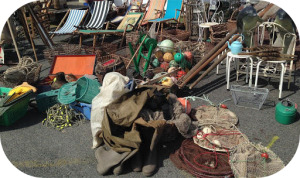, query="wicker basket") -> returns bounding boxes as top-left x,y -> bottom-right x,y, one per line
43,44 -> 83,64
209,23 -> 228,44
157,29 -> 191,42
95,54 -> 127,84
83,43 -> 119,61
227,9 -> 239,32
126,31 -> 141,47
